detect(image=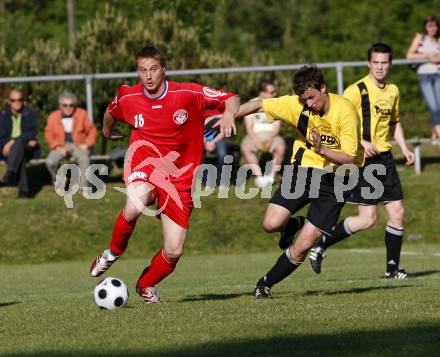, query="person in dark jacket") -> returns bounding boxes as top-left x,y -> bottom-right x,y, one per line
0,89 -> 40,197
